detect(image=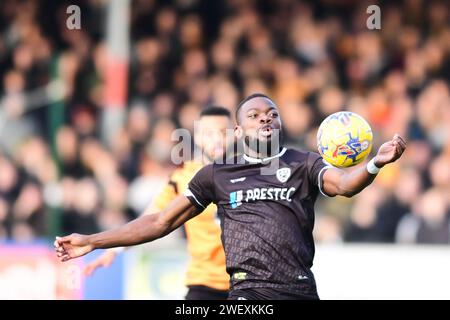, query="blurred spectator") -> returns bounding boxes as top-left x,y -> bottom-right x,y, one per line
12,182 -> 45,235
56,126 -> 84,178
396,188 -> 450,244
0,156 -> 20,201
343,184 -> 386,242
62,177 -> 100,235
314,214 -> 343,244
372,167 -> 423,243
